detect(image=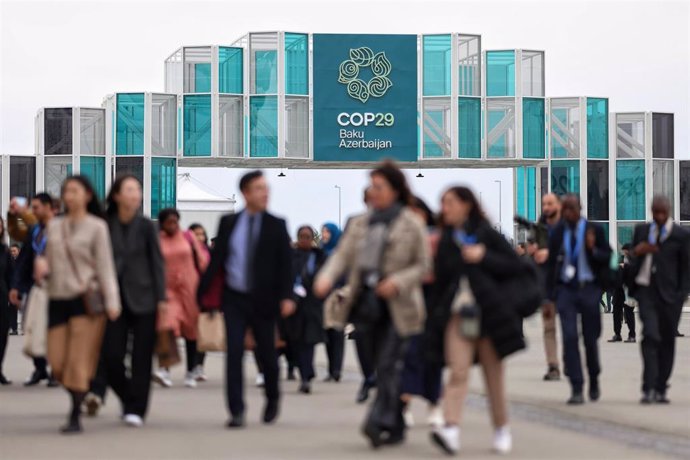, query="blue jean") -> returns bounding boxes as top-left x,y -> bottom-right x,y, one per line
556,283 -> 603,392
